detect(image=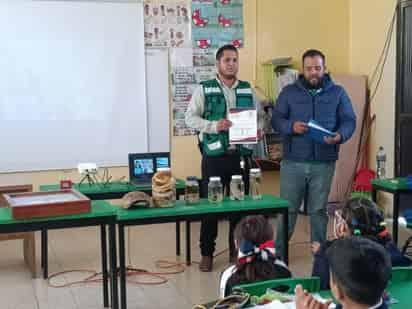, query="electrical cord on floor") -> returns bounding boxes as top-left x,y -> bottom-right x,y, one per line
124,226 -> 230,283
124,247 -> 230,285
48,269 -> 102,288
47,227 -> 231,288
123,226 -> 185,285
